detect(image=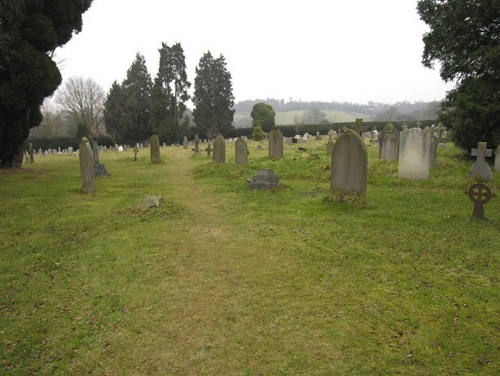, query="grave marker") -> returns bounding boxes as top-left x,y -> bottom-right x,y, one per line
398,127 -> 431,180
79,137 -> 96,193
467,142 -> 493,182
268,128 -> 284,159
212,135 -> 225,164
235,136 -> 248,165
150,135 -> 161,163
